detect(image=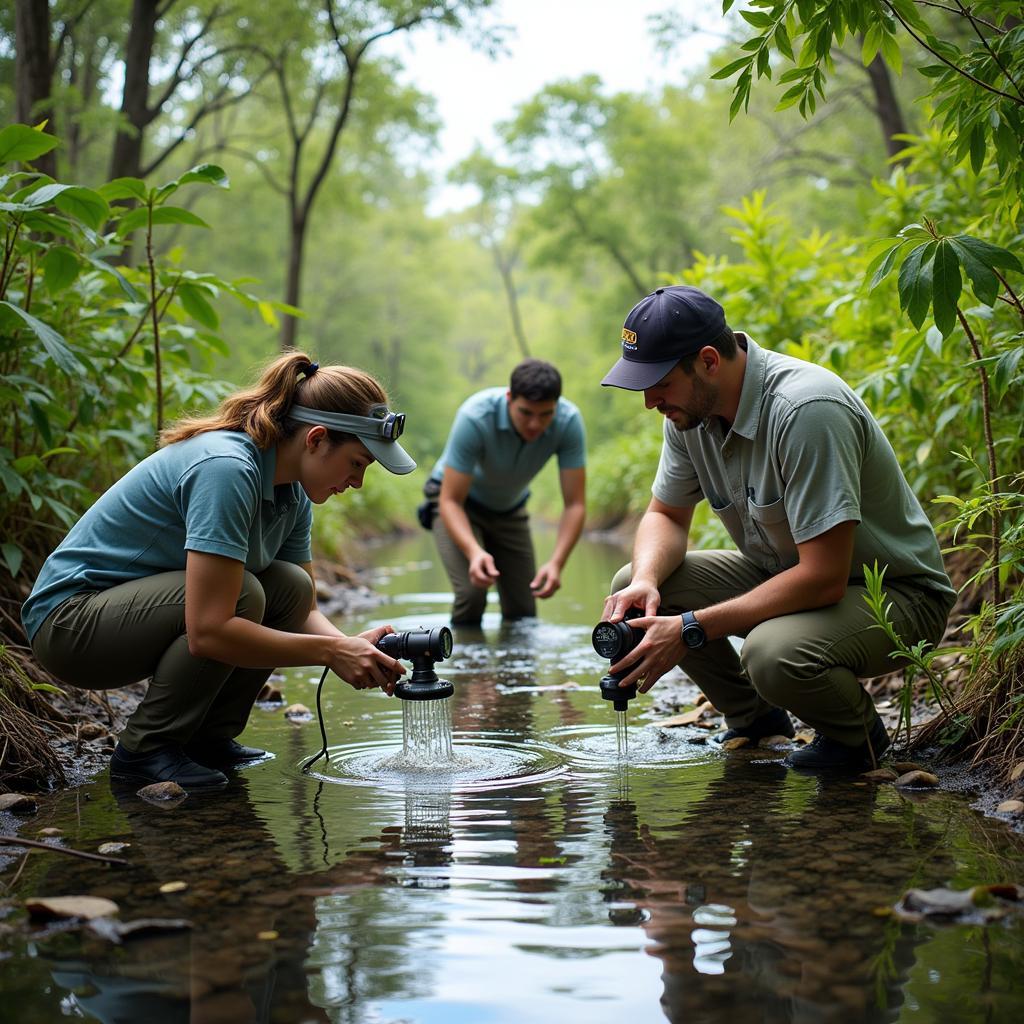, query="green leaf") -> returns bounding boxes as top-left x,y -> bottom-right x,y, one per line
866,241 -> 905,290
117,205 -> 210,235
42,245 -> 80,293
0,125 -> 58,165
948,237 -> 1000,306
949,234 -> 1022,274
968,122 -> 986,175
774,22 -> 794,61
897,240 -> 936,329
992,346 -> 1023,399
28,401 -> 54,449
880,30 -> 902,75
175,164 -> 229,189
53,186 -> 110,231
861,23 -> 883,66
931,239 -> 962,338
99,177 -> 148,202
0,301 -> 82,374
84,255 -> 140,301
178,283 -> 219,329
1,542 -> 23,578
710,56 -> 752,81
